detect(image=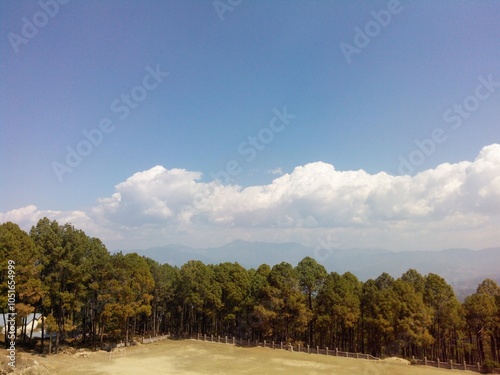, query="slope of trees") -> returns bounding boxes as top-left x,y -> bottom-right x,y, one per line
1,219 -> 499,366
